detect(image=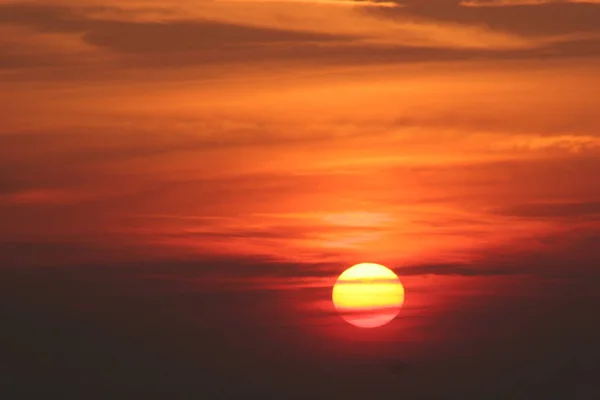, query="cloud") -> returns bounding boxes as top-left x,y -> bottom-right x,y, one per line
0,239 -> 140,268
495,134 -> 600,153
217,0 -> 400,6
0,4 -> 347,54
493,201 -> 600,219
404,0 -> 600,39
0,189 -> 101,205
0,24 -> 97,69
0,1 -> 575,62
461,0 -> 600,7
1,0 -> 599,74
398,263 -> 524,276
186,1 -> 574,50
